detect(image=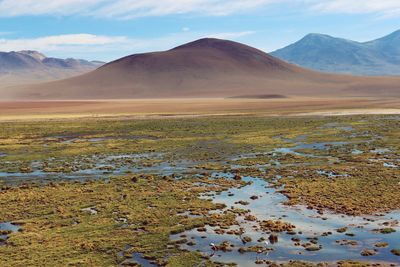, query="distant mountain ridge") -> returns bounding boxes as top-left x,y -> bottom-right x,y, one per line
271,30 -> 400,76
5,38 -> 400,100
0,50 -> 104,86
